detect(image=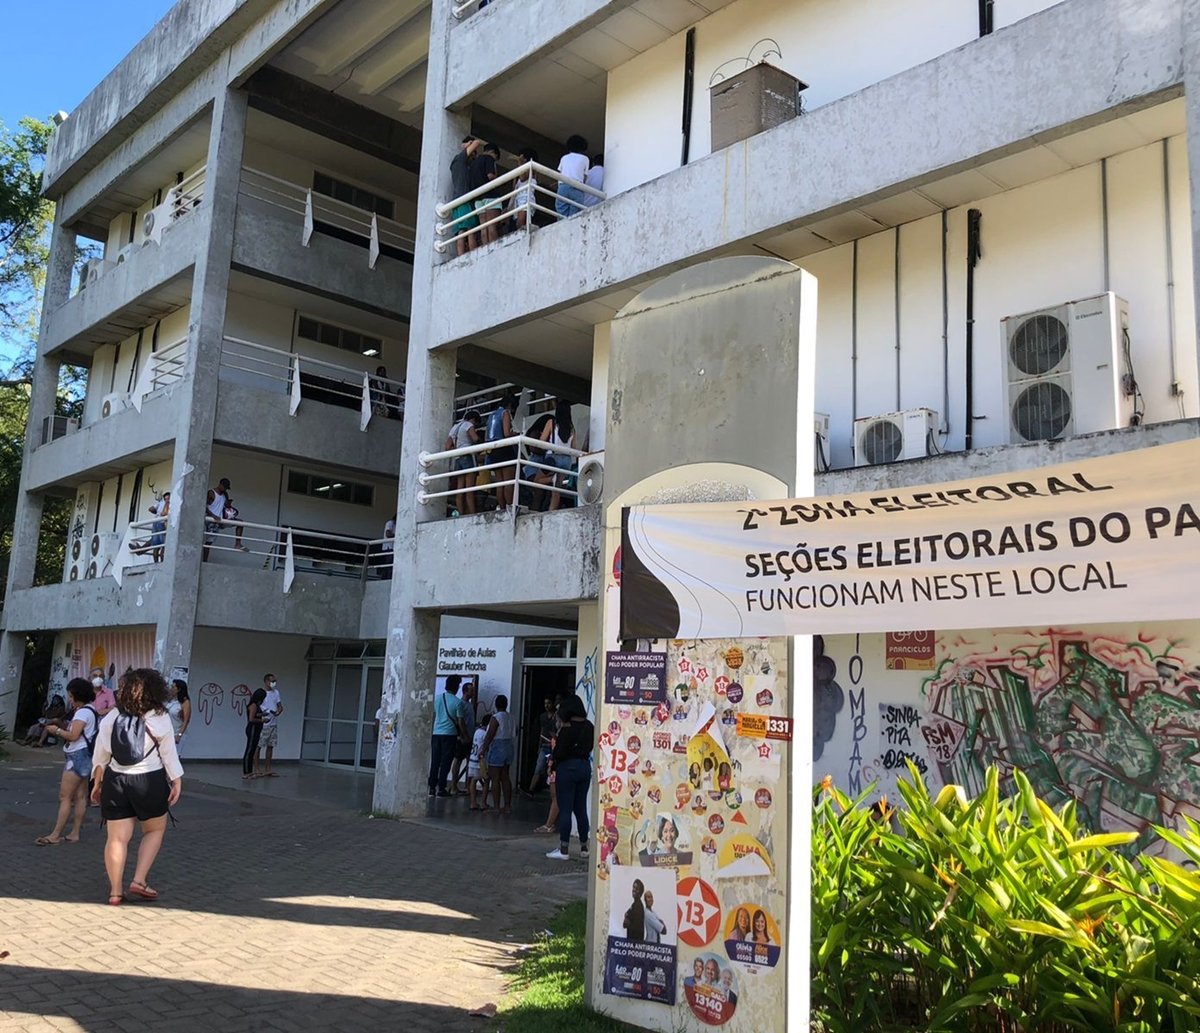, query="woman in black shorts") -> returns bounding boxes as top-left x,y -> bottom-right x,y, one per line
90,668 -> 183,906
